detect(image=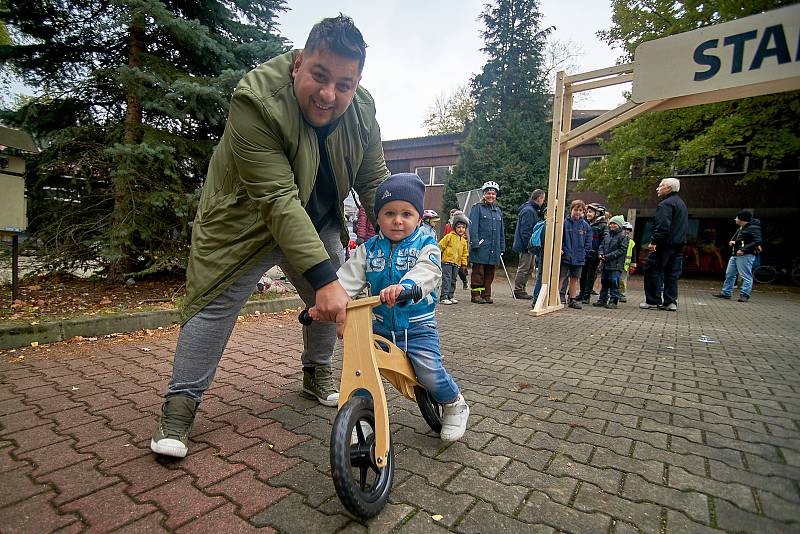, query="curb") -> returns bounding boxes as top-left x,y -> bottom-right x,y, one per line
0,295 -> 304,350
